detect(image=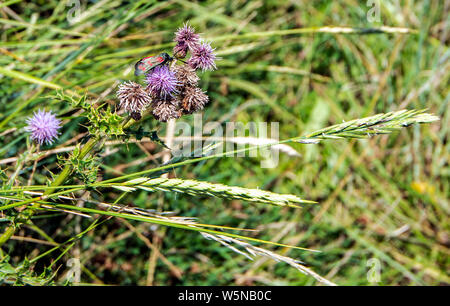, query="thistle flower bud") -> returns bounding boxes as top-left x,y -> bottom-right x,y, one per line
25,109 -> 61,145
172,64 -> 199,87
152,98 -> 181,122
117,81 -> 151,114
181,86 -> 209,114
130,111 -> 142,121
173,42 -> 188,59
